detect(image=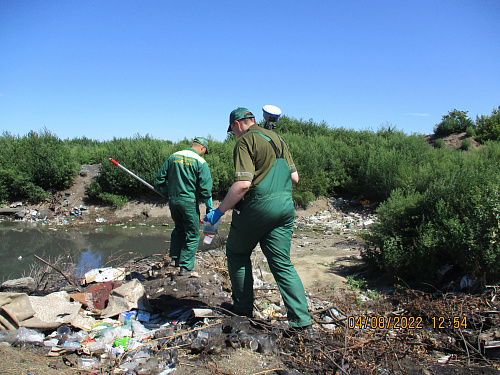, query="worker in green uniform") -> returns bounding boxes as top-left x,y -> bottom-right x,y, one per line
156,137 -> 213,276
204,108 -> 313,335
